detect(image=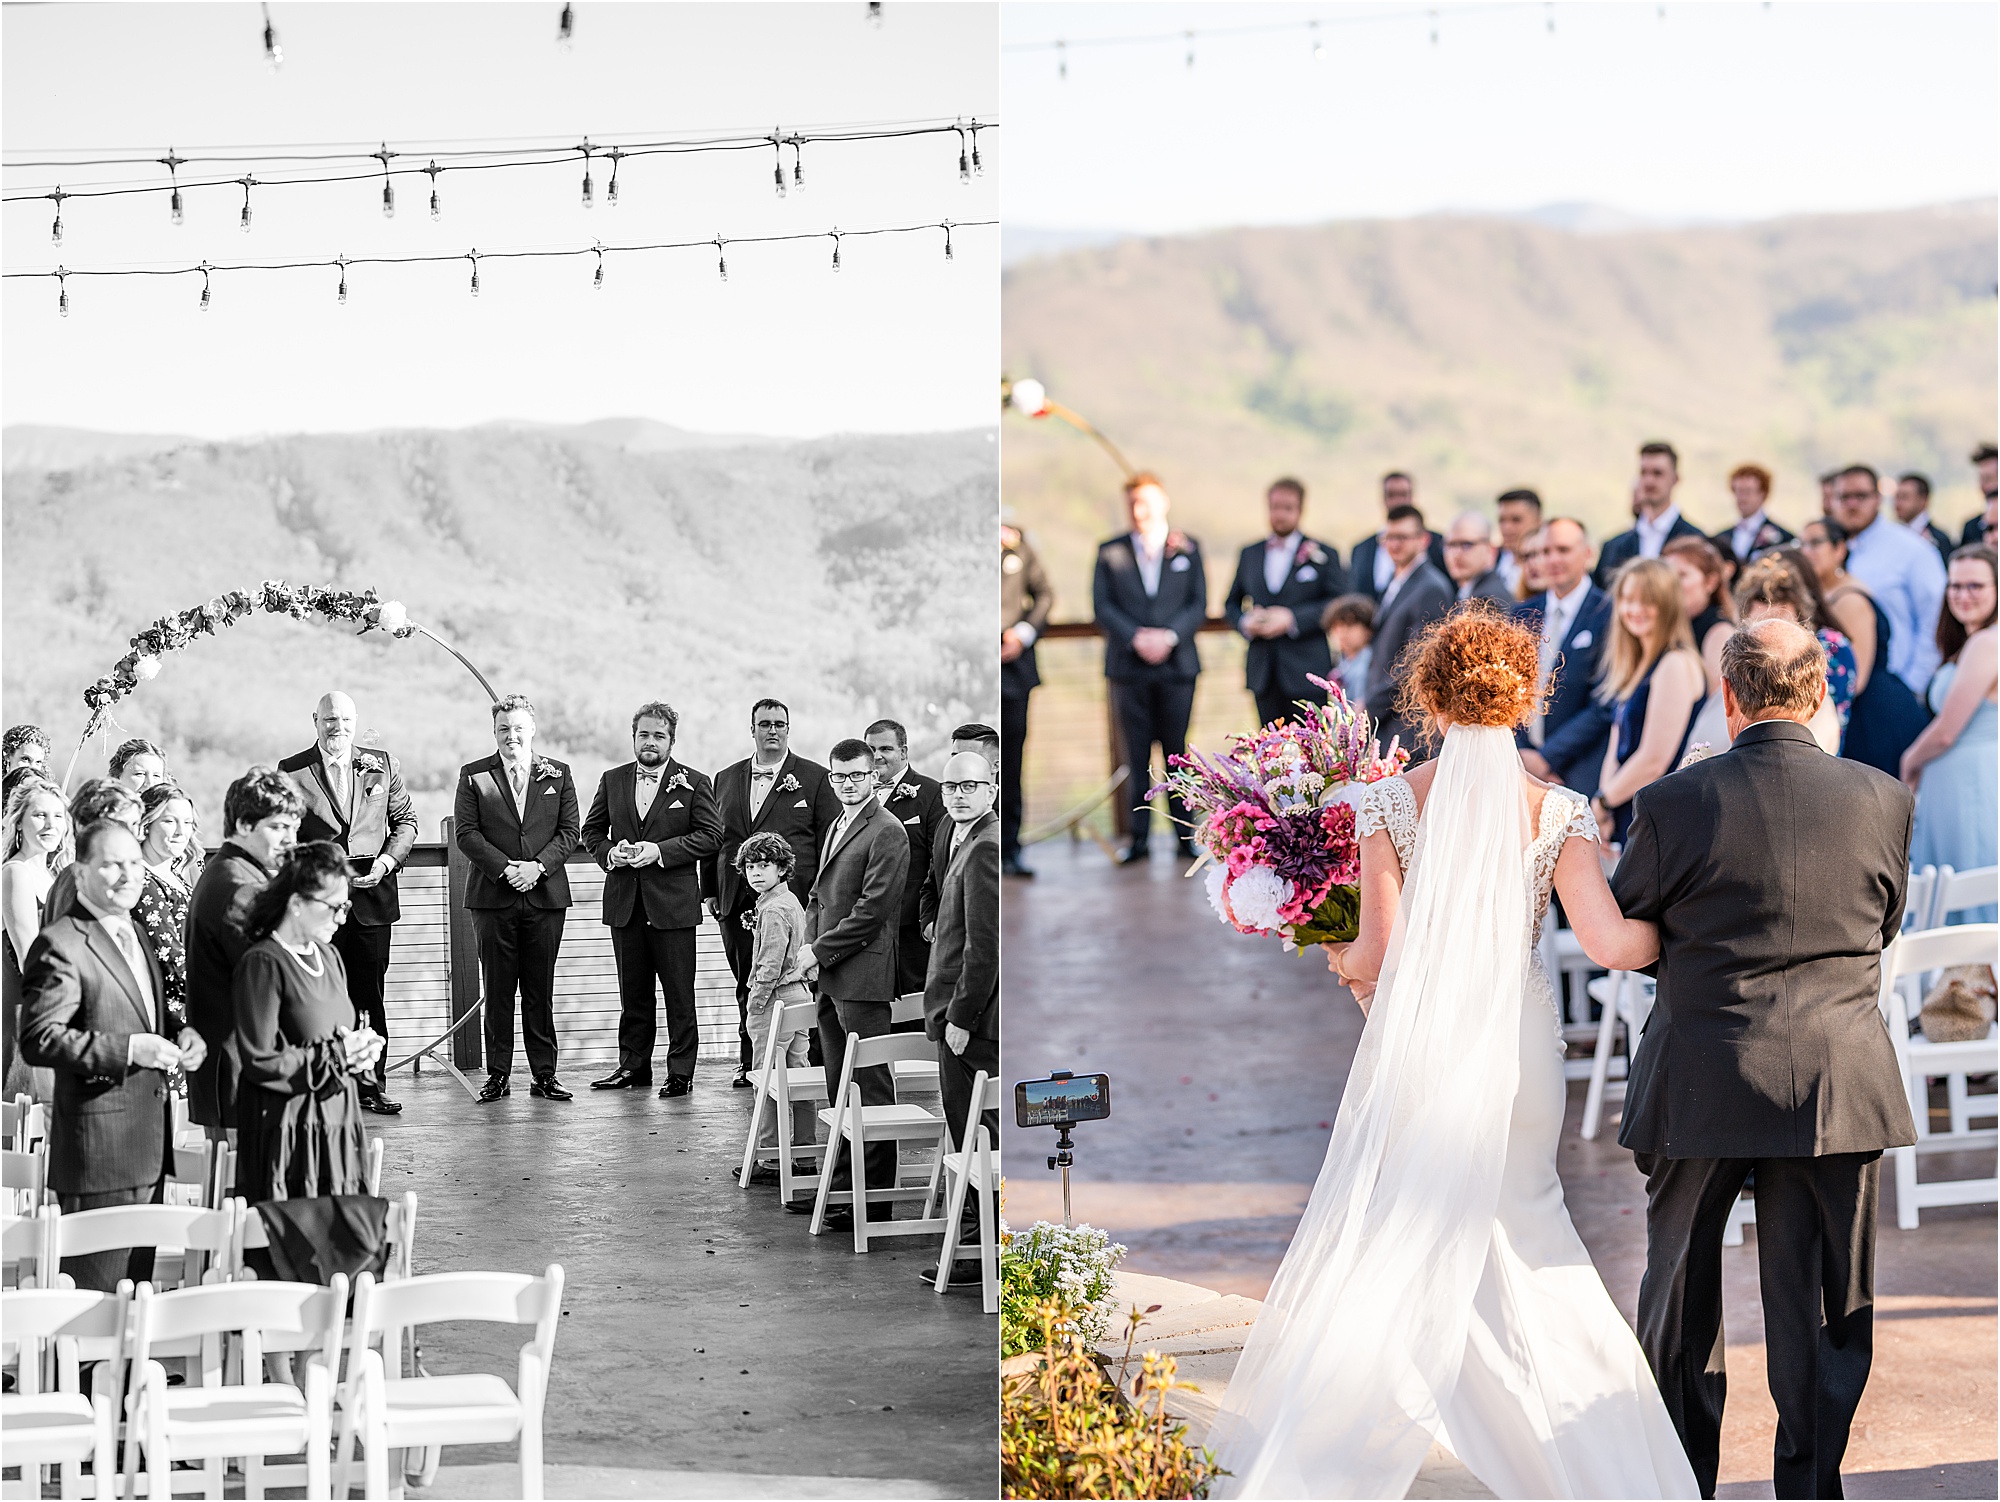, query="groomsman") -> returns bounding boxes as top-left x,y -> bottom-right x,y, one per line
1515,519 -> 1614,798
583,702 -> 723,1097
278,691 -> 418,1114
796,738 -> 909,1227
1000,522 -> 1052,878
1347,472 -> 1449,603
1363,504 -> 1454,760
1093,473 -> 1207,864
1224,476 -> 1345,728
1710,464 -> 1793,569
1596,441 -> 1704,588
1493,489 -> 1544,595
703,700 -> 842,1087
453,694 -> 580,1103
864,719 -> 946,1002
1442,512 -> 1517,606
